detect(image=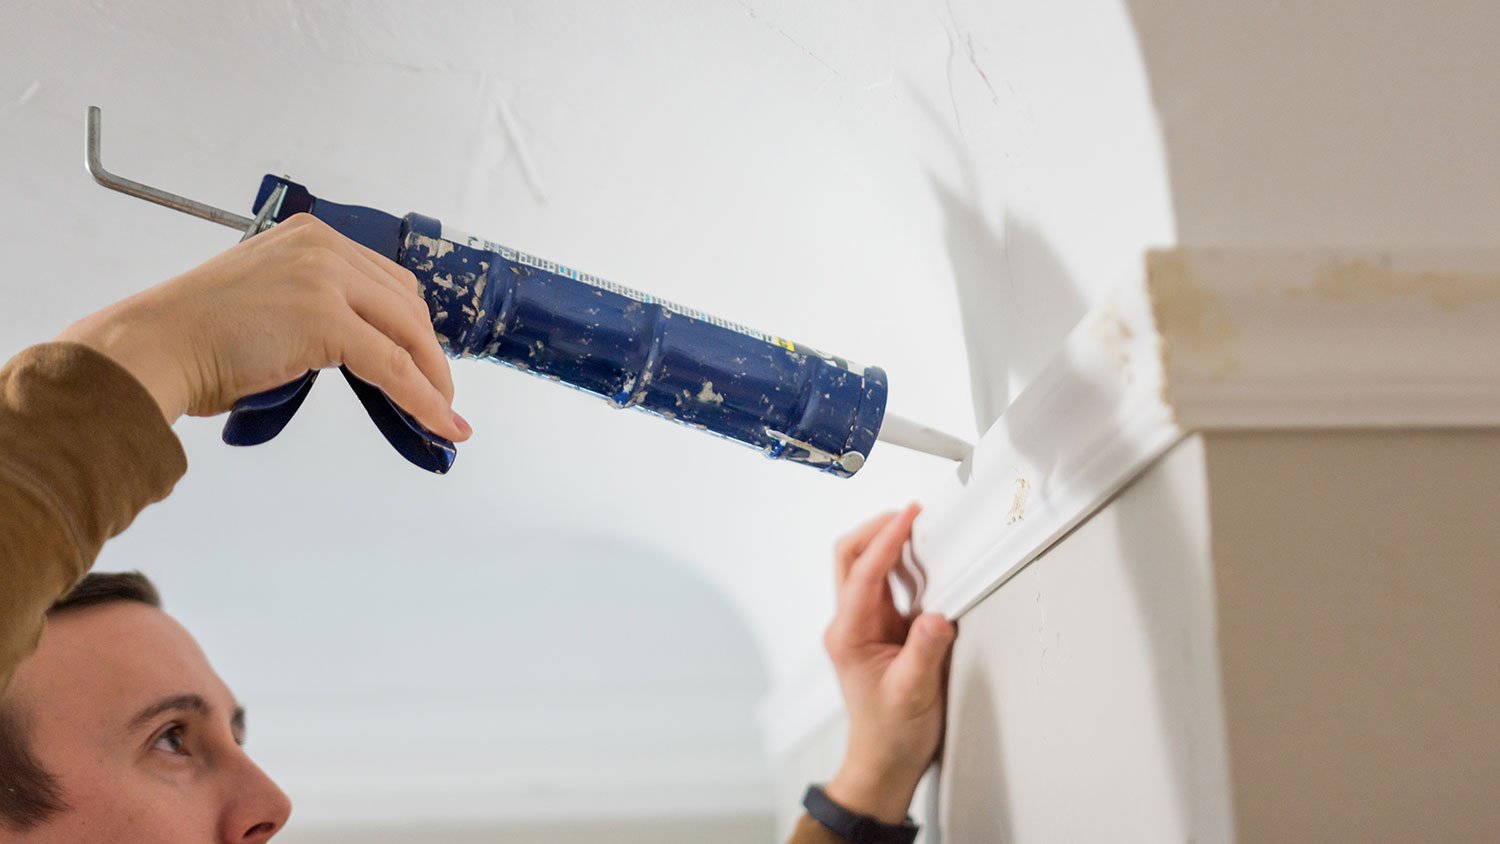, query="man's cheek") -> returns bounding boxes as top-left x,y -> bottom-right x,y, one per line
61,761 -> 210,843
